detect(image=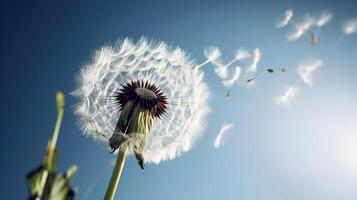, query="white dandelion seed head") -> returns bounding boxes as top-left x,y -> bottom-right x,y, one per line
245,48 -> 261,73
73,37 -> 211,164
297,58 -> 323,86
276,9 -> 294,28
316,10 -> 333,27
204,46 -> 222,62
274,86 -> 299,106
222,66 -> 242,88
213,123 -> 234,149
342,19 -> 357,35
